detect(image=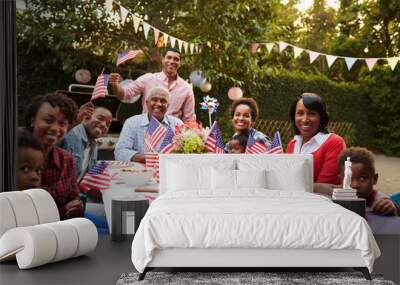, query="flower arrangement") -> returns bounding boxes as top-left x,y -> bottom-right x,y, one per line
172,119 -> 208,154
